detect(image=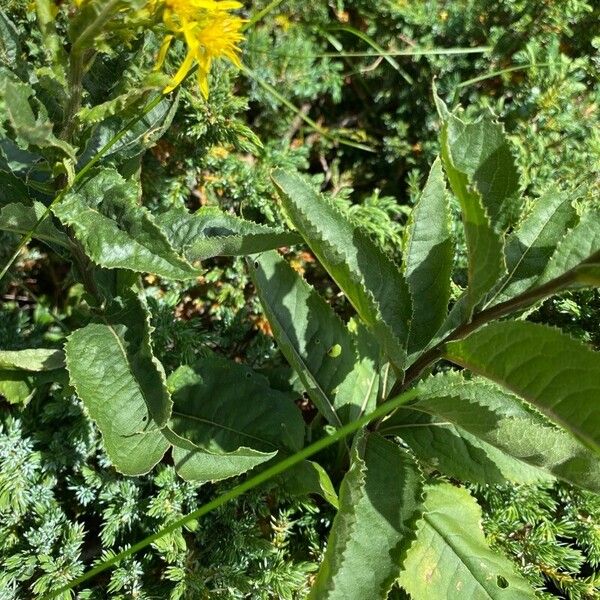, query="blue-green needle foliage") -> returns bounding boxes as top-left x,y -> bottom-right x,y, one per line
0,389 -> 328,599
